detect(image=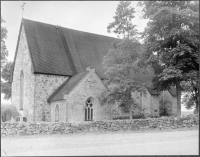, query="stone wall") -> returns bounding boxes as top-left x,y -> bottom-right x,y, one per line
1,114 -> 199,137
34,74 -> 67,122
150,95 -> 160,117
160,91 -> 173,116
142,90 -> 151,115
172,96 -> 178,115
51,100 -> 66,122
12,25 -> 35,121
